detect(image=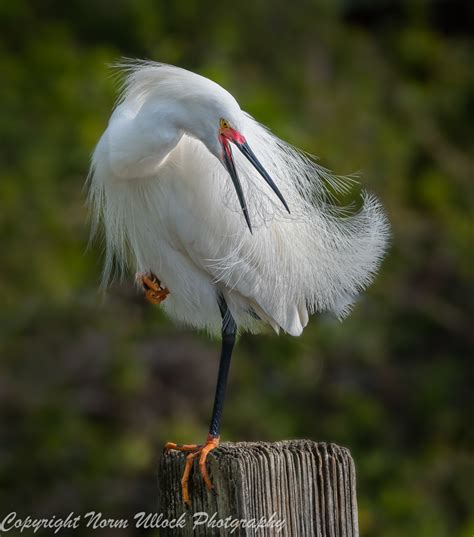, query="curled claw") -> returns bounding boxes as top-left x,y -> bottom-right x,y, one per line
140,272 -> 169,304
